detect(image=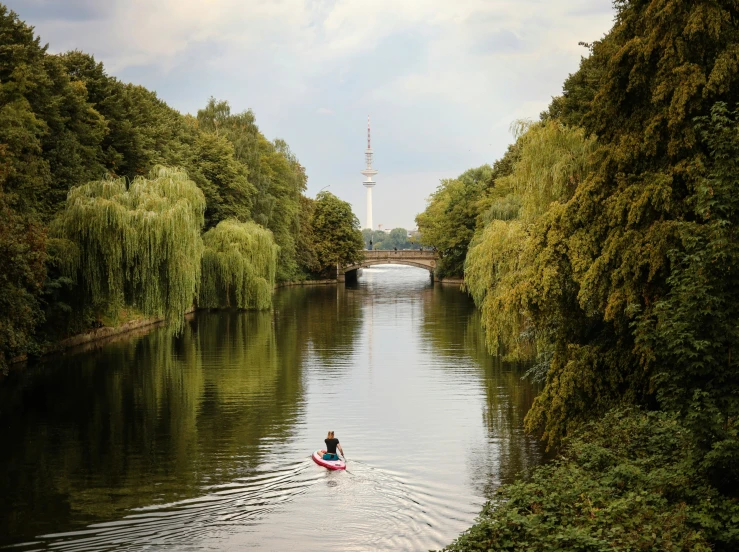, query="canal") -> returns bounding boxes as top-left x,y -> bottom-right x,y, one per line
0,265 -> 545,551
